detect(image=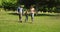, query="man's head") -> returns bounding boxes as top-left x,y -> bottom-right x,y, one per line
20,5 -> 24,8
